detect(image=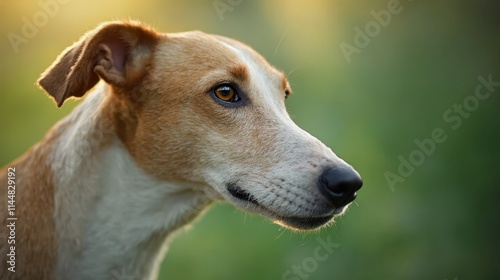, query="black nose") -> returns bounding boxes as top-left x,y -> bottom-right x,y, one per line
318,167 -> 363,208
